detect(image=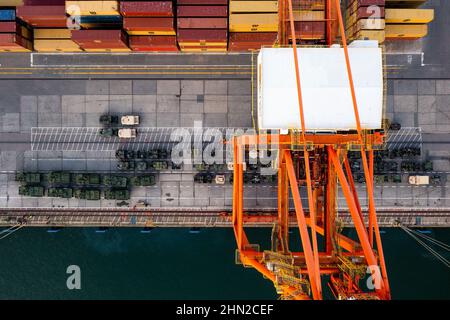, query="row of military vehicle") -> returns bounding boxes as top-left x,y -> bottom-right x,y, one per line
354,173 -> 442,185
349,160 -> 433,174
117,160 -> 171,171
15,172 -> 156,187
99,114 -> 140,139
18,186 -> 131,200
348,148 -> 422,160
194,172 -> 277,184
